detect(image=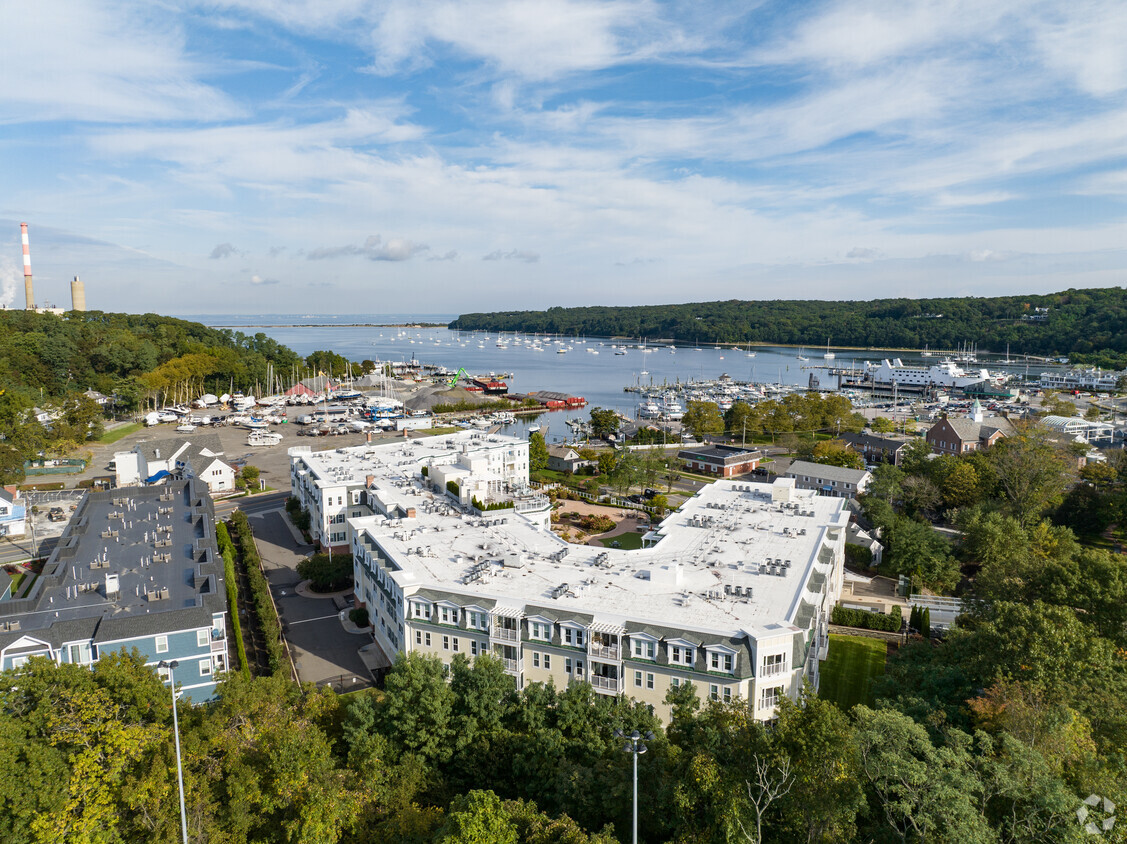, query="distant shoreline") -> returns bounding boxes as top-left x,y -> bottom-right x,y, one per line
208,322 -> 448,329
